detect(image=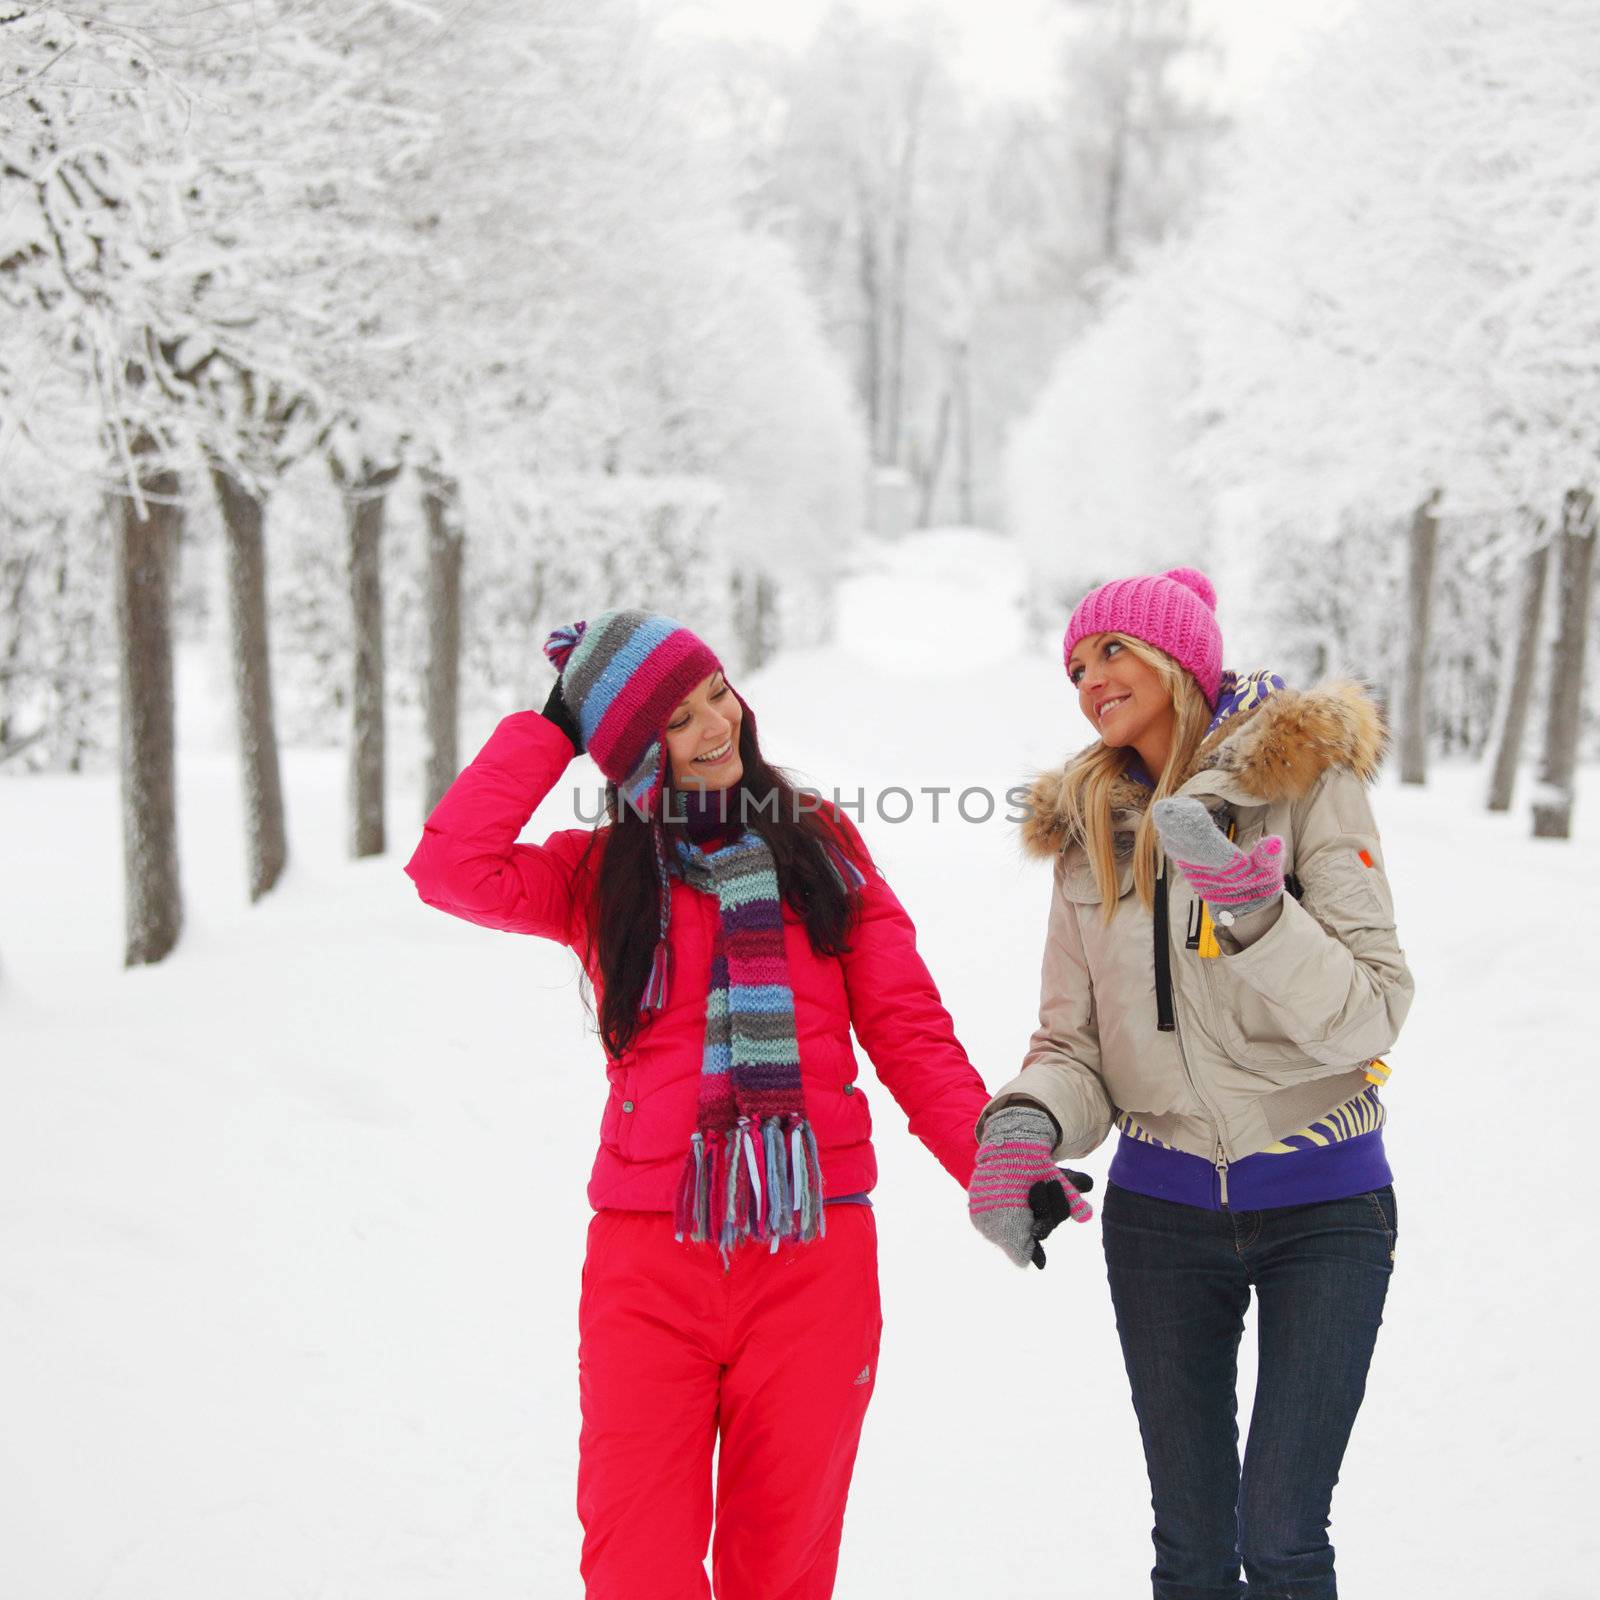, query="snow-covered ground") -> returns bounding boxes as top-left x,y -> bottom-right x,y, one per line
3,530 -> 1595,1599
